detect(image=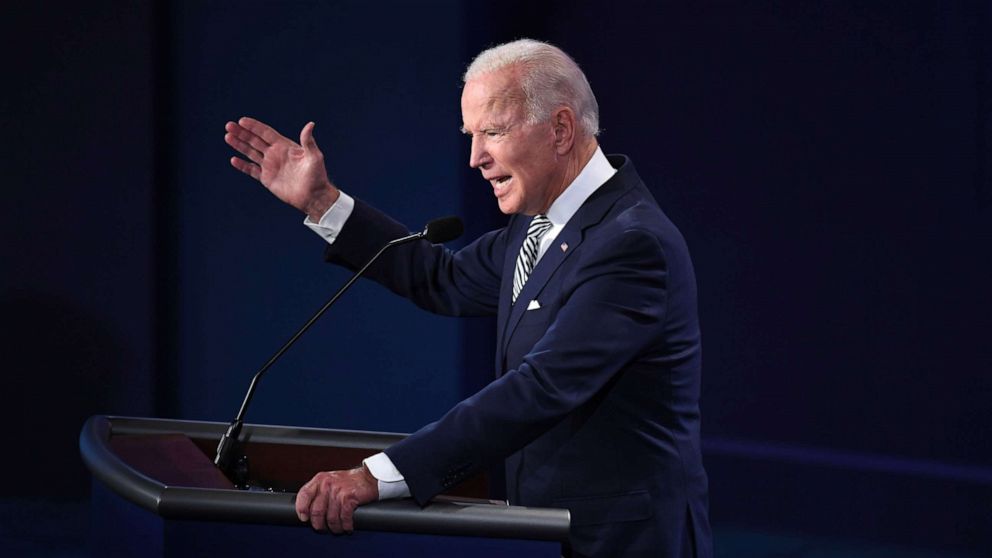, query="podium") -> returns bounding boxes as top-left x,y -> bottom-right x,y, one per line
80,415 -> 569,557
